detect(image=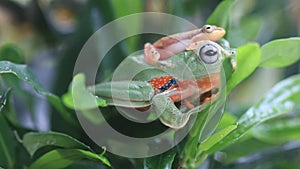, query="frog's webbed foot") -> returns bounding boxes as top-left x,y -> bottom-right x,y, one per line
144,43 -> 173,67
144,43 -> 160,65
152,93 -> 209,129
